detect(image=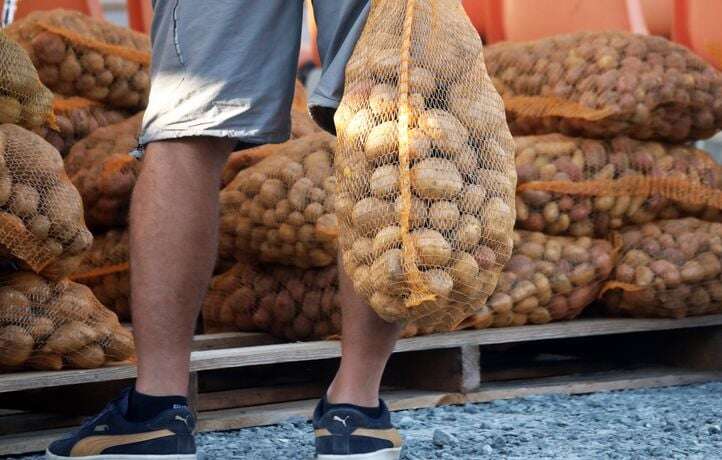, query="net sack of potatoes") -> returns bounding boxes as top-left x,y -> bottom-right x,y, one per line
602,218 -> 722,318
485,31 -> 722,142
0,31 -> 54,130
0,271 -> 134,371
203,260 -> 435,340
515,134 -> 722,237
71,229 -> 130,321
65,113 -> 142,229
6,9 -> 150,111
460,230 -> 615,330
335,0 -> 516,329
219,132 -> 339,268
34,96 -> 128,155
0,124 -> 93,279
